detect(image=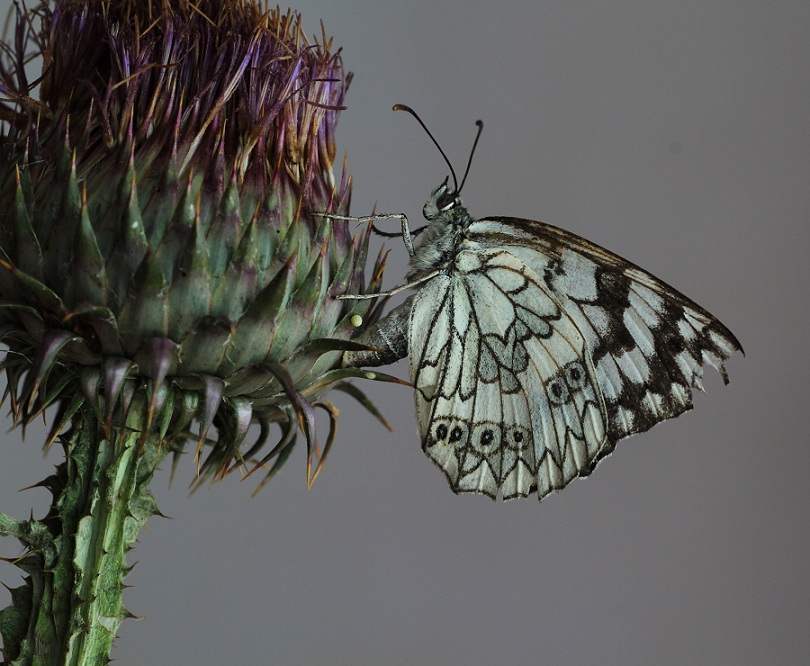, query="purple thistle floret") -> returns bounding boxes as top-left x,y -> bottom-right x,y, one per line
0,0 -> 394,486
